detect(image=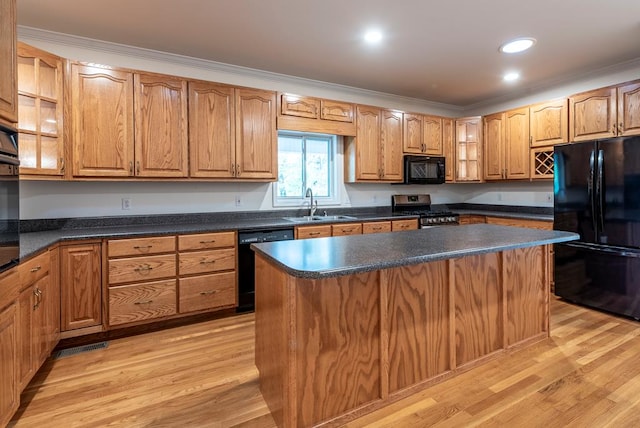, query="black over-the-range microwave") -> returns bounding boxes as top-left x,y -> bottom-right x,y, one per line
402,155 -> 446,184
